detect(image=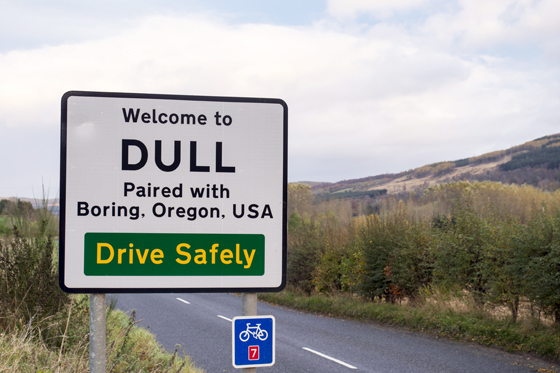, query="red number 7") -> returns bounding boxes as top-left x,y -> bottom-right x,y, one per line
249,346 -> 259,360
